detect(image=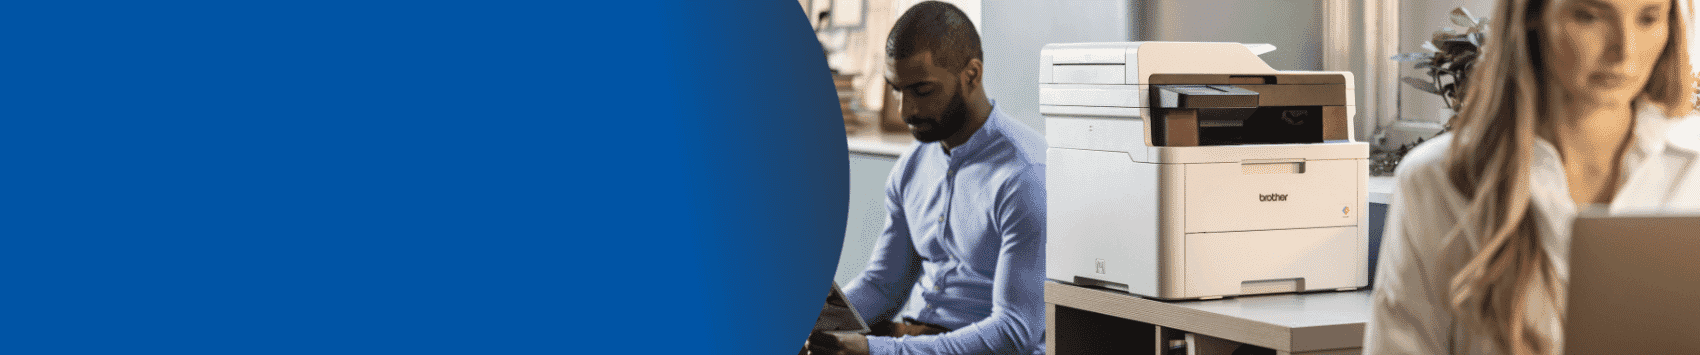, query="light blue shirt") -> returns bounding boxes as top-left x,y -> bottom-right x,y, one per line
844,101 -> 1047,355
